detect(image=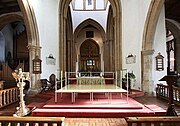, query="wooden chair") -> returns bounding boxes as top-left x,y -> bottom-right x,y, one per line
40,79 -> 50,92
49,74 -> 56,90
40,74 -> 56,92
